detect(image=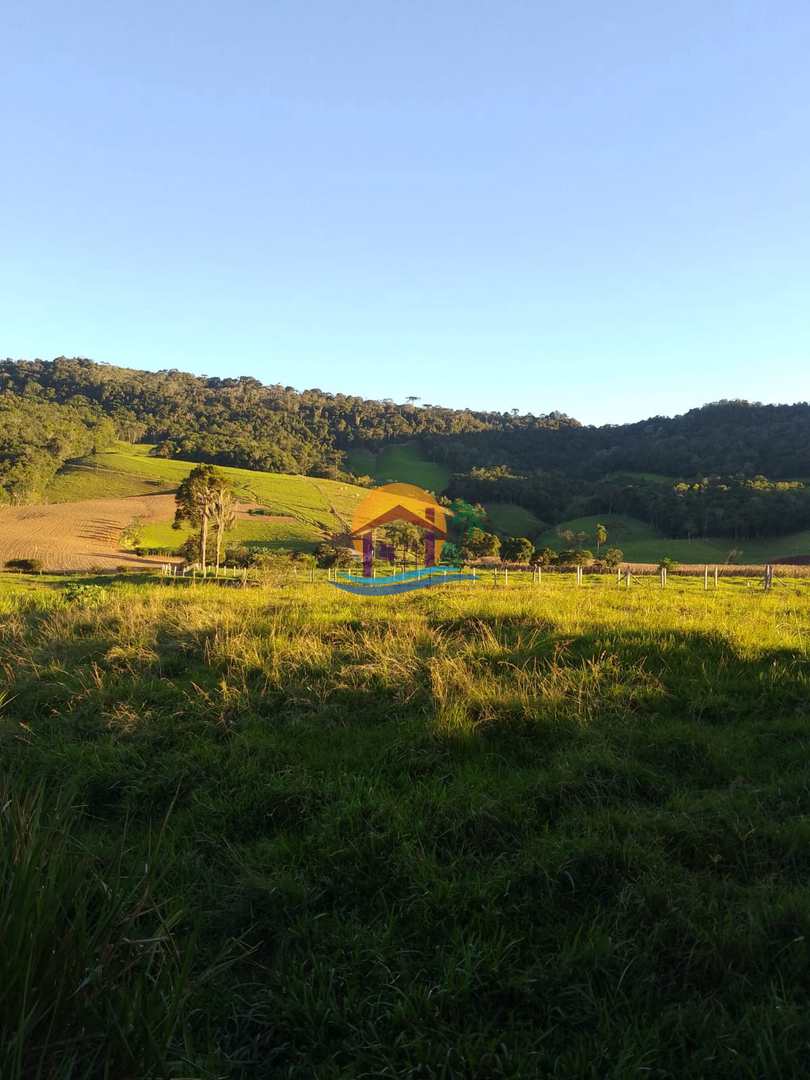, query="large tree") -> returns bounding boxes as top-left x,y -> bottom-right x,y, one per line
459,528 -> 500,562
500,536 -> 534,564
211,479 -> 238,572
174,465 -> 219,575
